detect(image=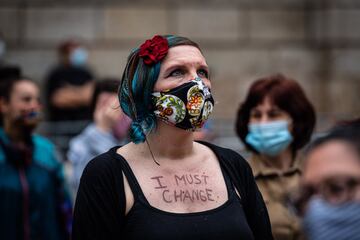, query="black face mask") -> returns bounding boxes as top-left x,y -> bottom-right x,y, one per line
152,77 -> 214,131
